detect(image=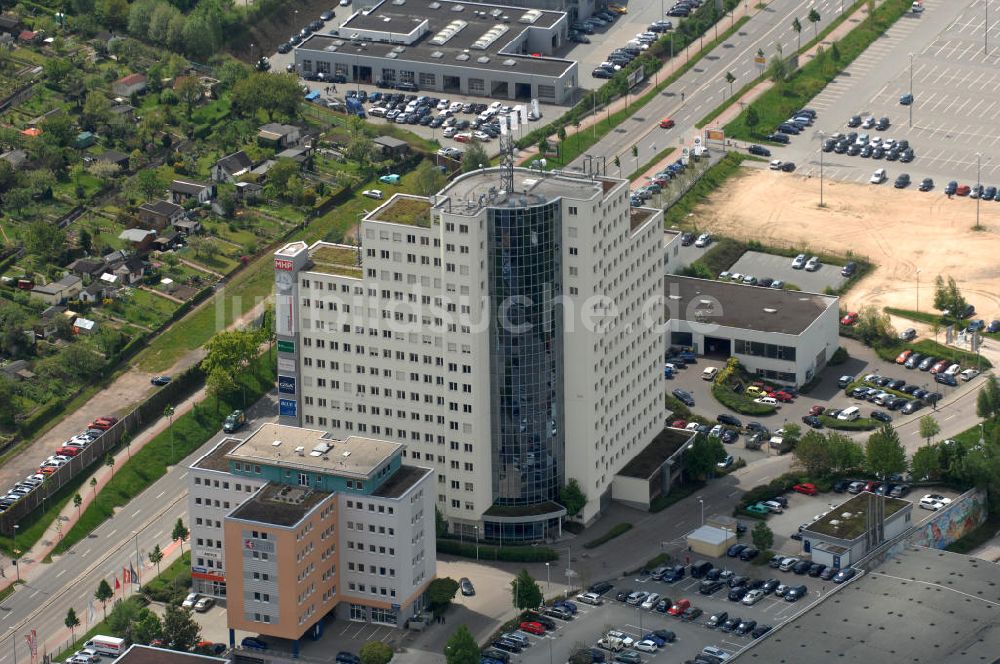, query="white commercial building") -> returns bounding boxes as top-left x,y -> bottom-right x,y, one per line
274,166 -> 664,540
665,276 -> 840,386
